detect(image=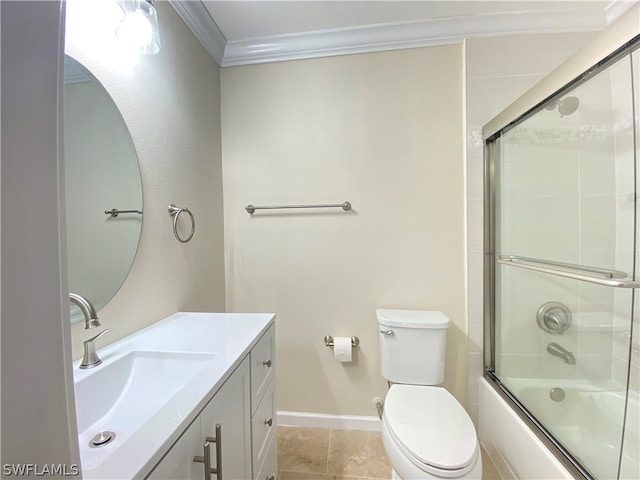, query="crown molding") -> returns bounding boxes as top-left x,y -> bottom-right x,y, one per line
605,0 -> 638,24
170,1 -> 608,67
222,10 -> 605,67
168,0 -> 226,65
